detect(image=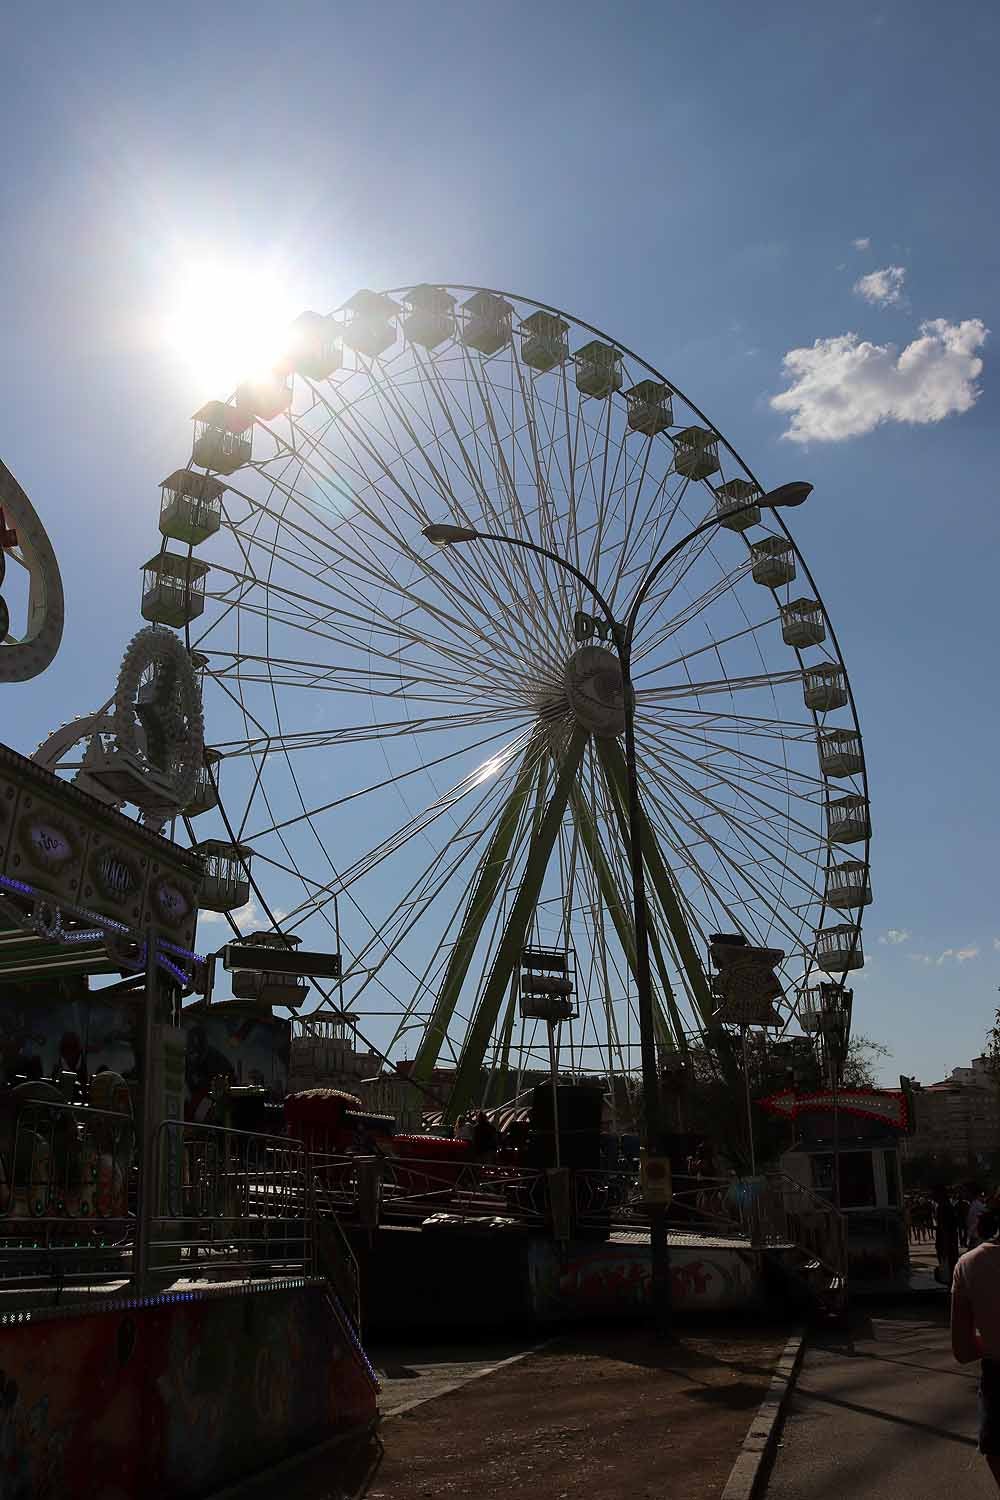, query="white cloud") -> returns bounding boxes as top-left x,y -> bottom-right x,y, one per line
854,265 -> 906,307
993,937 -> 1000,952
908,945 -> 980,967
198,899 -> 287,933
879,928 -> 910,945
771,317 -> 988,443
852,237 -> 871,251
